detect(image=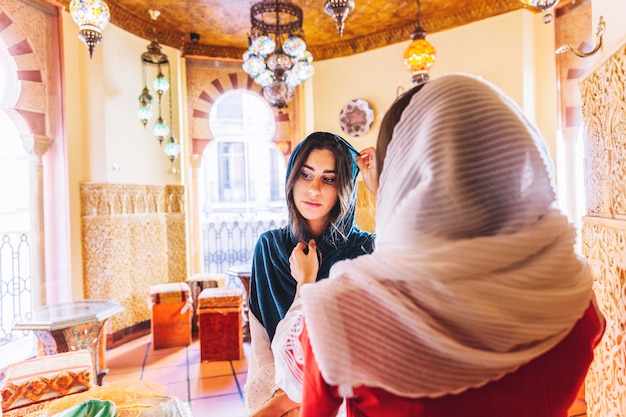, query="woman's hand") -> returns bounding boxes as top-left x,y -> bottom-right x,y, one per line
290,239 -> 318,297
250,389 -> 300,417
356,147 -> 378,196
